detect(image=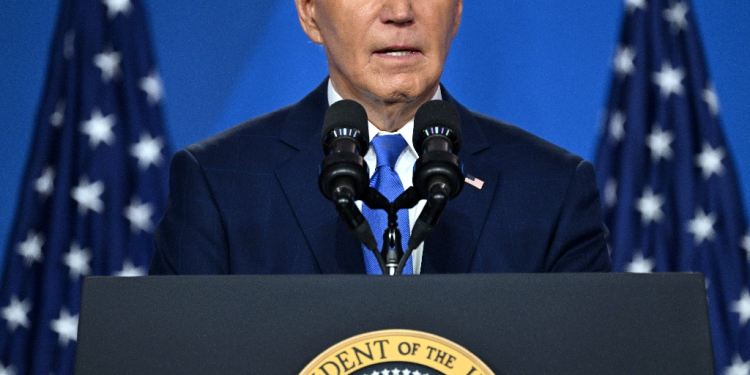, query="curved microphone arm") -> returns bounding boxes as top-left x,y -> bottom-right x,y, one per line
332,179 -> 378,252
396,183 -> 450,274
